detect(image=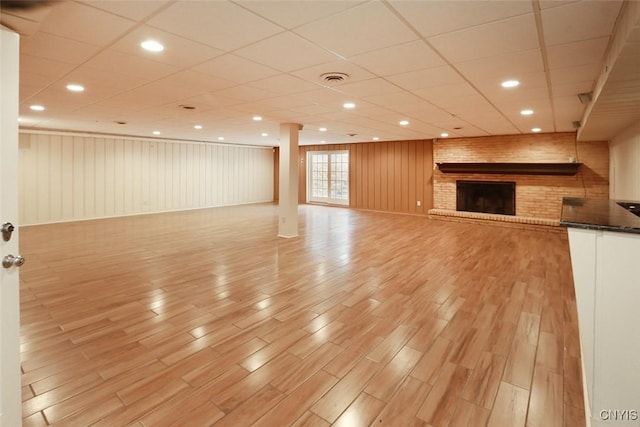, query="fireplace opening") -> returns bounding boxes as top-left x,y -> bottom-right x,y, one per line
456,180 -> 515,215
